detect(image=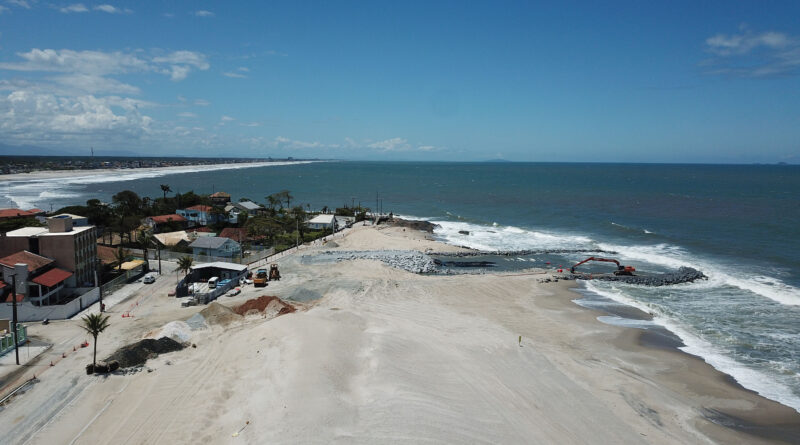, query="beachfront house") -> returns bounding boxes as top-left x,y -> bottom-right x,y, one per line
189,236 -> 241,259
0,251 -> 73,306
232,201 -> 264,216
176,205 -> 224,227
209,191 -> 231,206
145,214 -> 188,233
306,214 -> 337,231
